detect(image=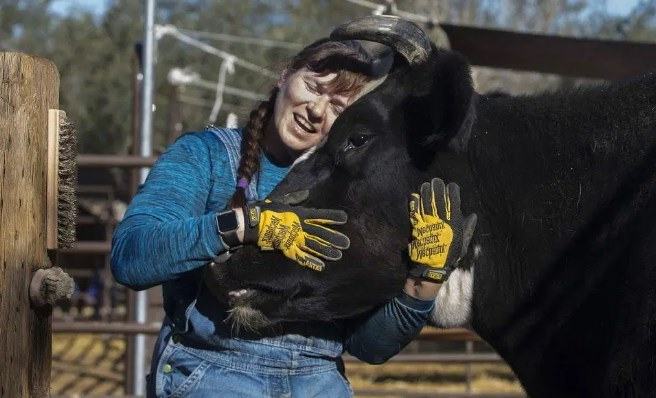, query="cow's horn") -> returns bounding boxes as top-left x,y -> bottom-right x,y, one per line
330,15 -> 432,65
